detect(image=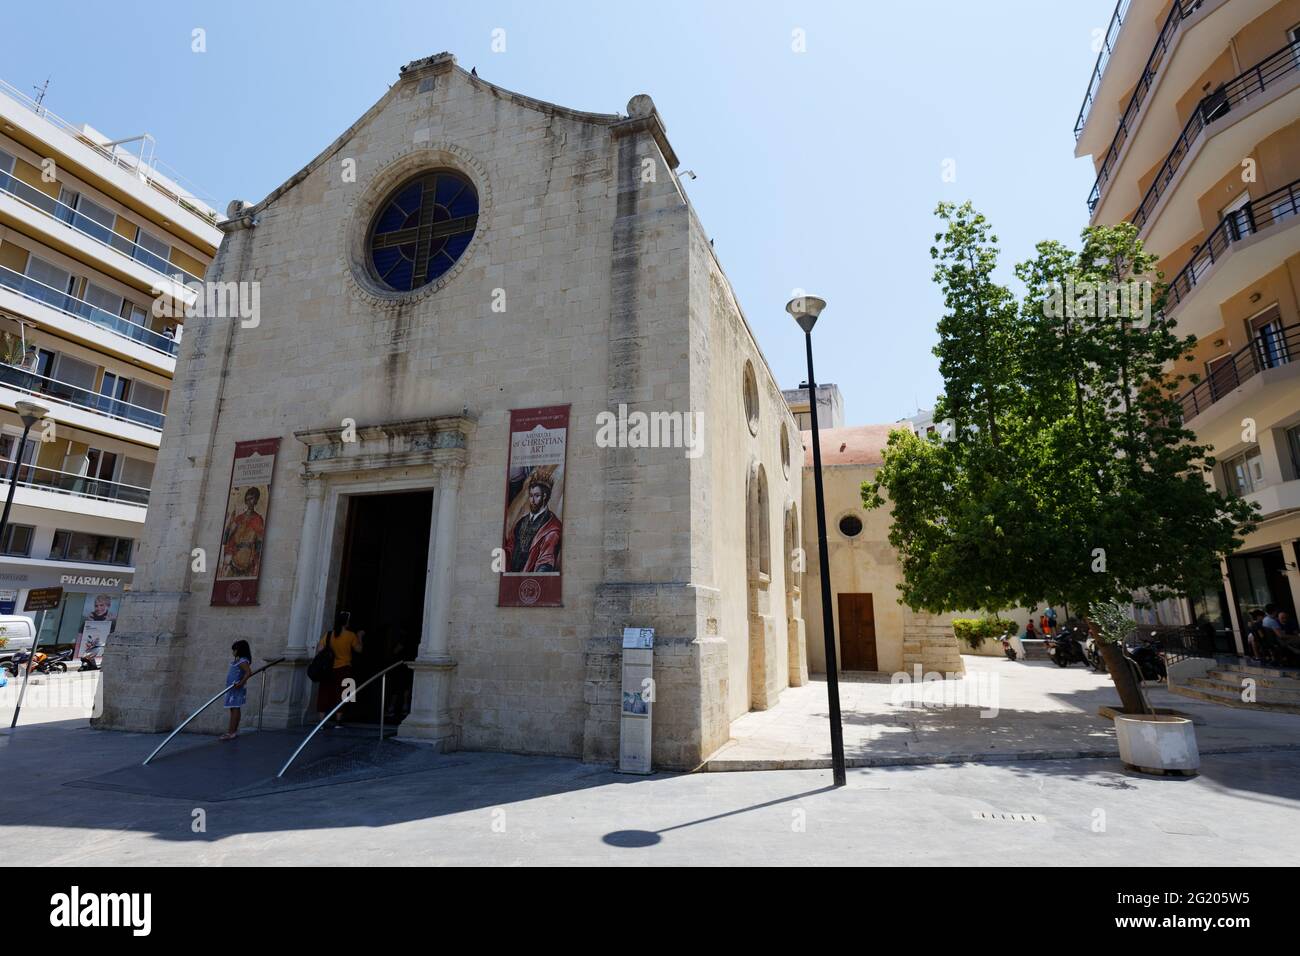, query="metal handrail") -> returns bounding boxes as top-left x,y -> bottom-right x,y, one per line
142,657 -> 286,765
1125,40 -> 1300,227
1074,0 -> 1133,141
0,455 -> 152,506
0,360 -> 166,430
1164,177 -> 1300,315
0,264 -> 178,357
276,659 -> 411,778
0,171 -> 205,286
1175,322 -> 1300,422
0,76 -> 219,222
1086,0 -> 1203,208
